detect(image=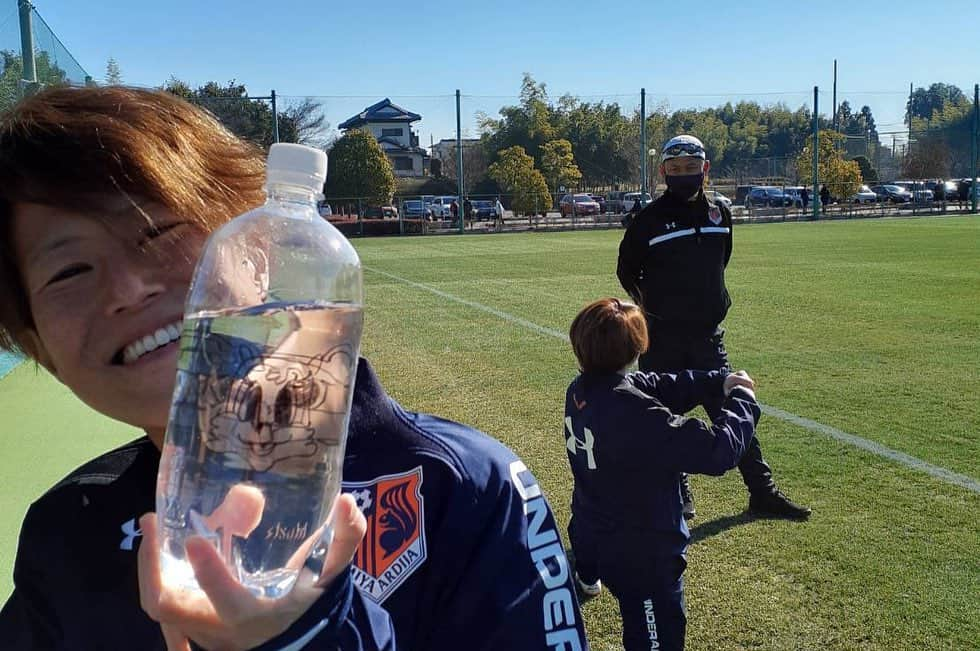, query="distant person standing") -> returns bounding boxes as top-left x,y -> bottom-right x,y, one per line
450,198 -> 459,225
463,197 -> 473,226
621,197 -> 642,229
801,187 -> 810,212
494,197 -> 505,231
617,134 -> 811,521
820,185 -> 830,213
